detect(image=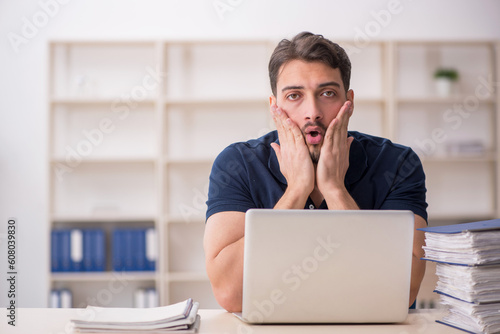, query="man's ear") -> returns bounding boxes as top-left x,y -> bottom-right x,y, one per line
269,95 -> 277,107
347,89 -> 354,103
347,89 -> 354,112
